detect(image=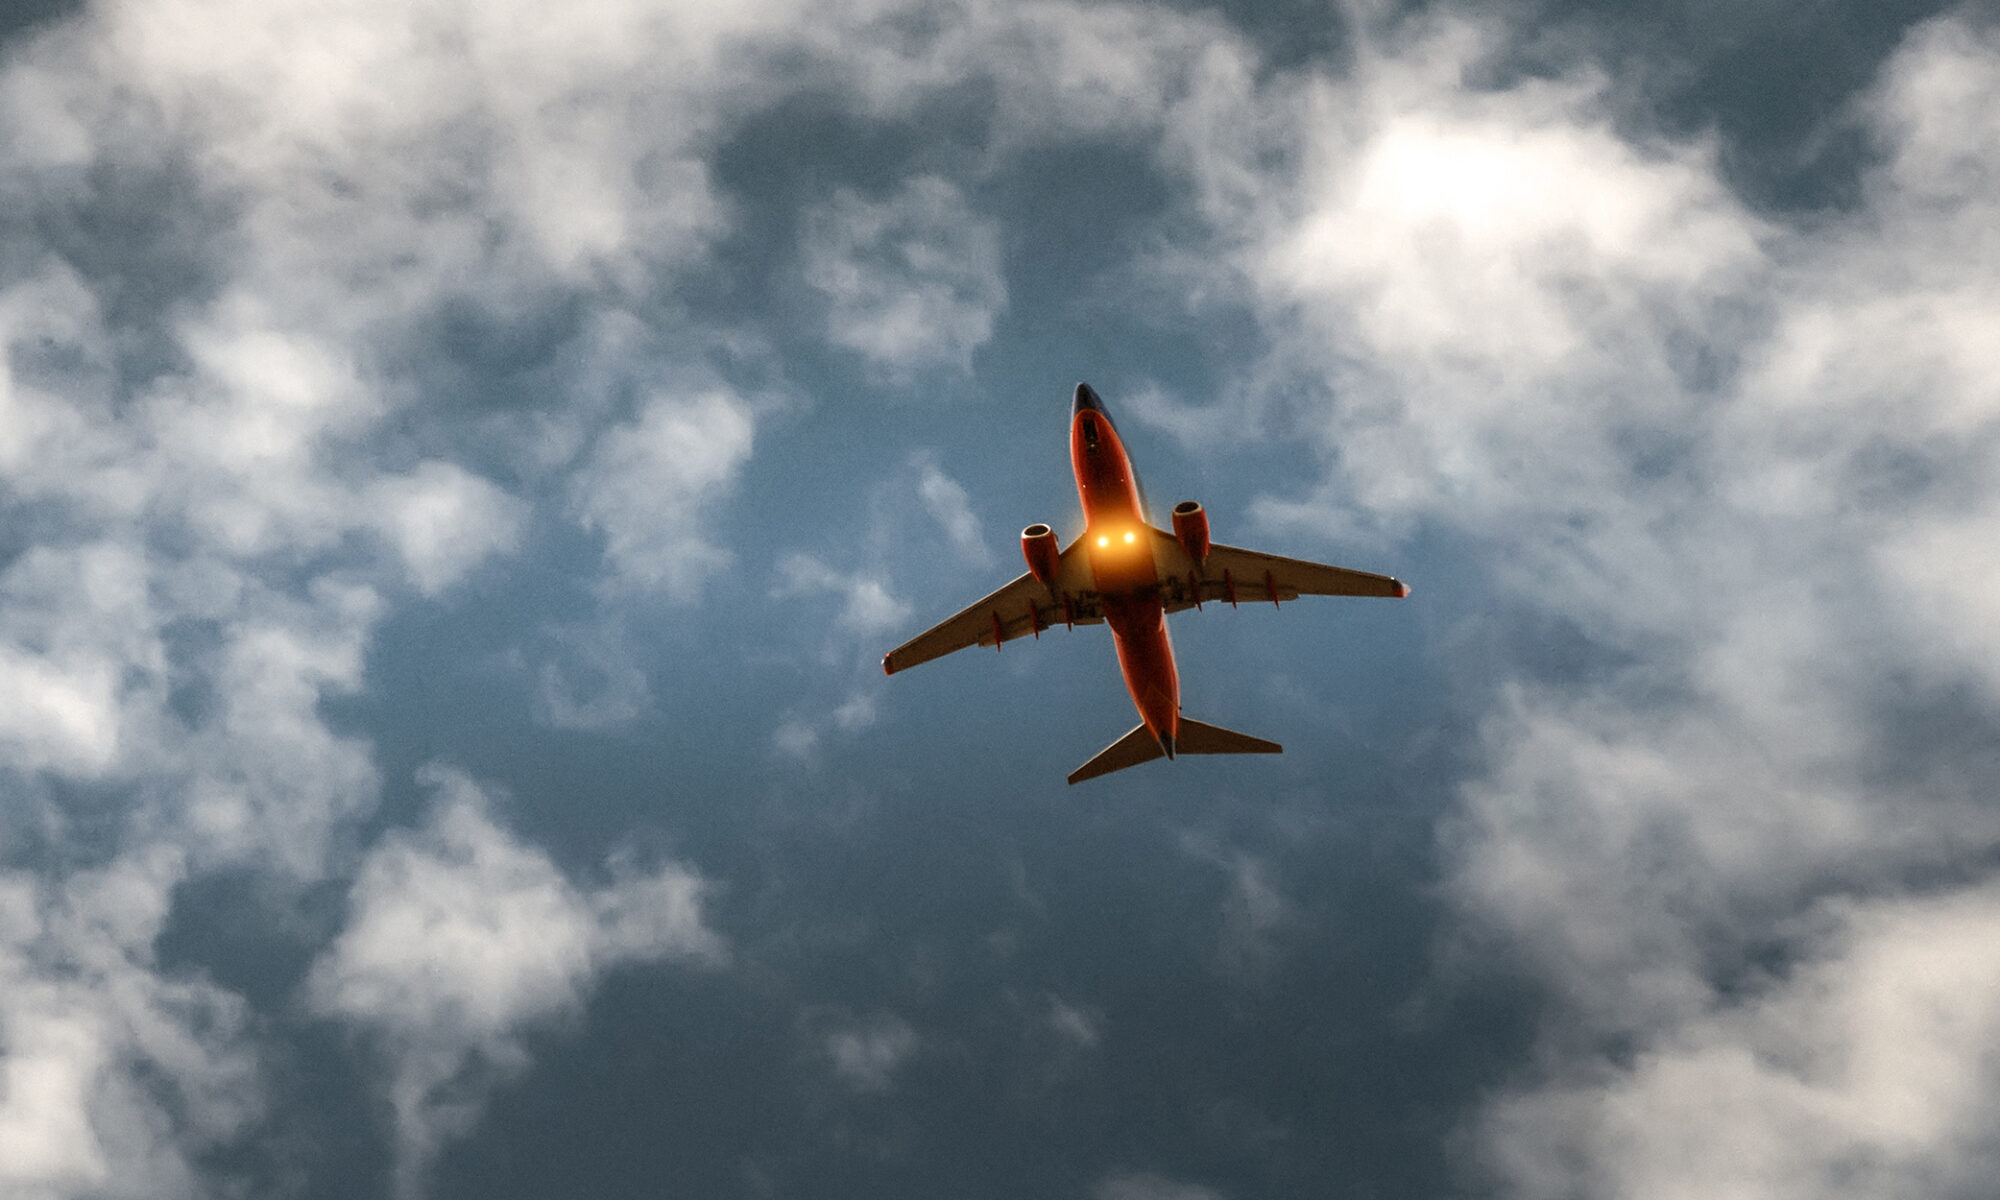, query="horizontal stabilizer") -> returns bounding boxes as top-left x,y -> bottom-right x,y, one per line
1176,717 -> 1282,756
1067,724 -> 1165,785
1067,717 -> 1282,785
